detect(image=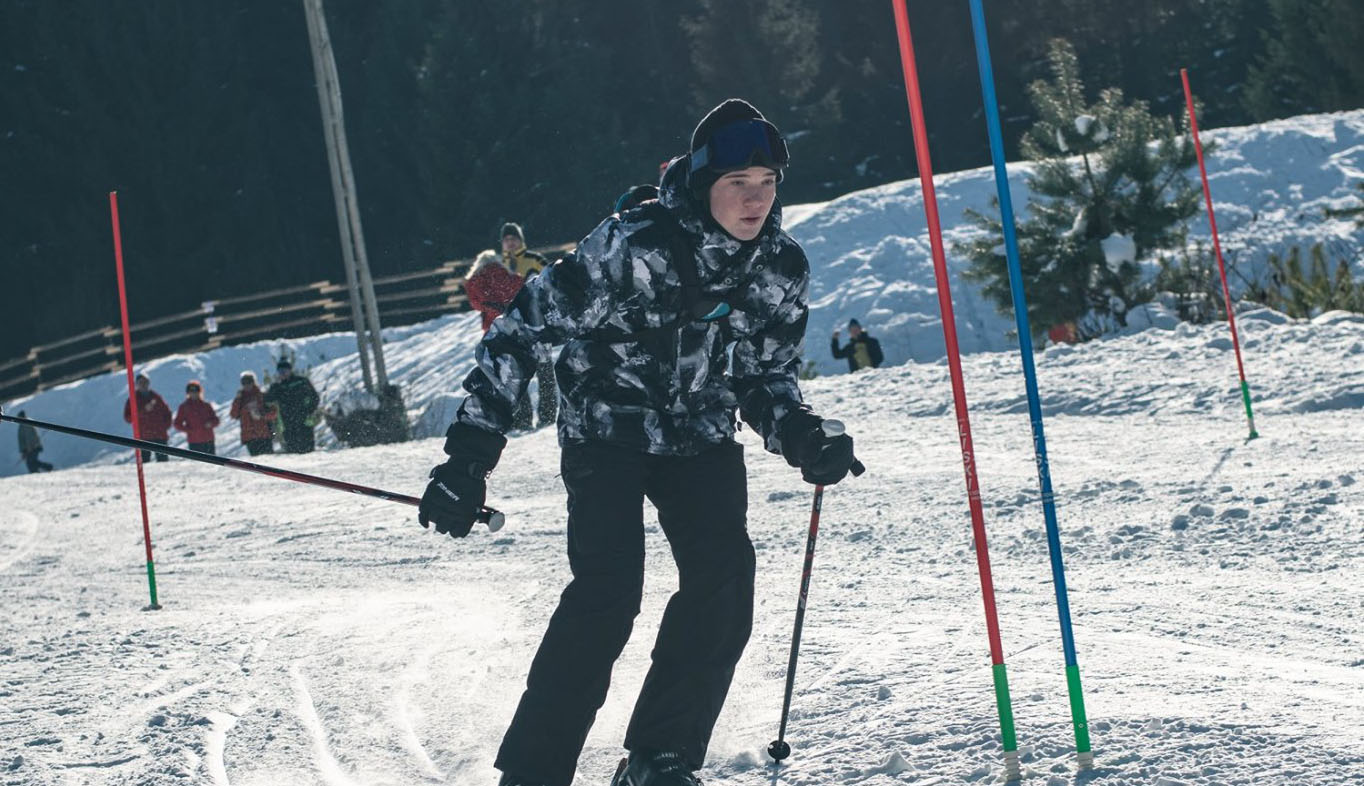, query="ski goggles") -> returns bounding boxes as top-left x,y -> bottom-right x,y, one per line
690,119 -> 789,176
